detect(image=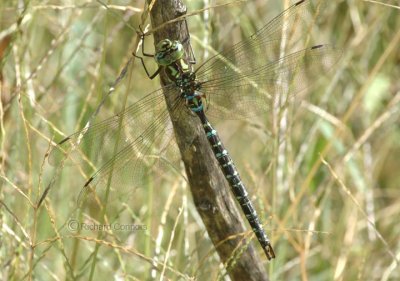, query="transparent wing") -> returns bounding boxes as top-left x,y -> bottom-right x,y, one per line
48,86 -> 185,221
200,45 -> 342,119
194,0 -> 341,119
196,0 -> 324,79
